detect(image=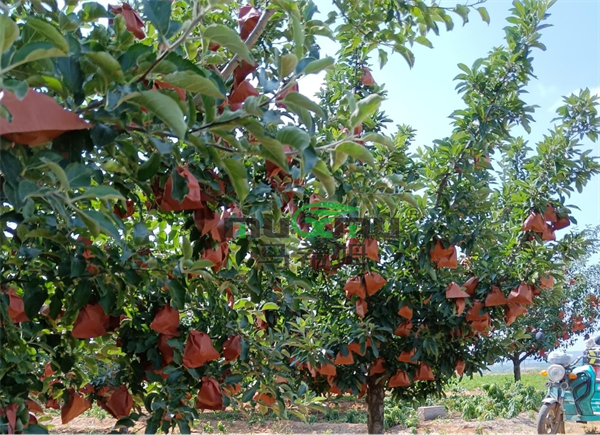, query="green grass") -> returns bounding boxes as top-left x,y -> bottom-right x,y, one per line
451,372 -> 547,392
